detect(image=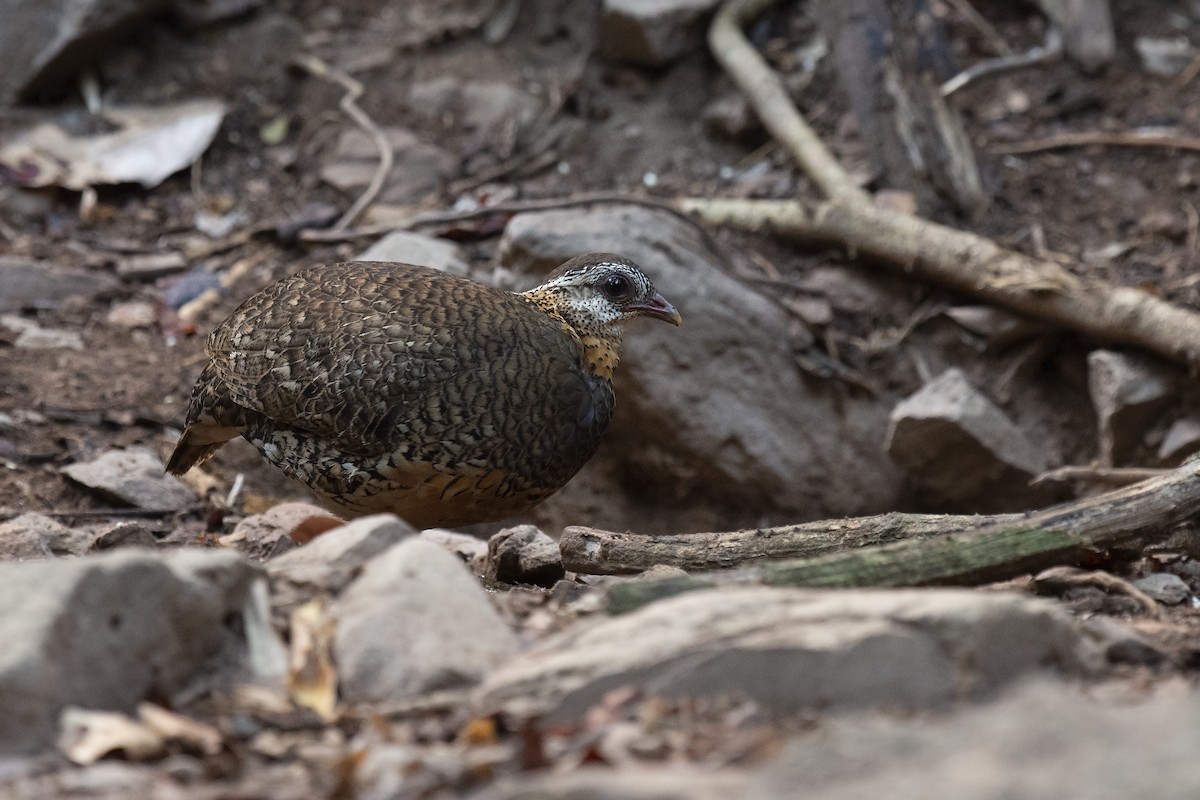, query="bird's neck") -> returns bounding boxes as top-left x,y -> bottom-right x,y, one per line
522,290 -> 622,380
